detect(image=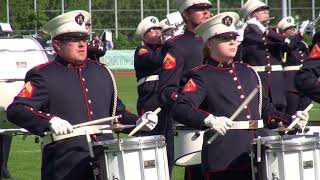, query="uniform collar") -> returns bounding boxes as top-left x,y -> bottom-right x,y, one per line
145,43 -> 162,50
185,29 -> 202,39
208,57 -> 234,68
55,55 -> 87,69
